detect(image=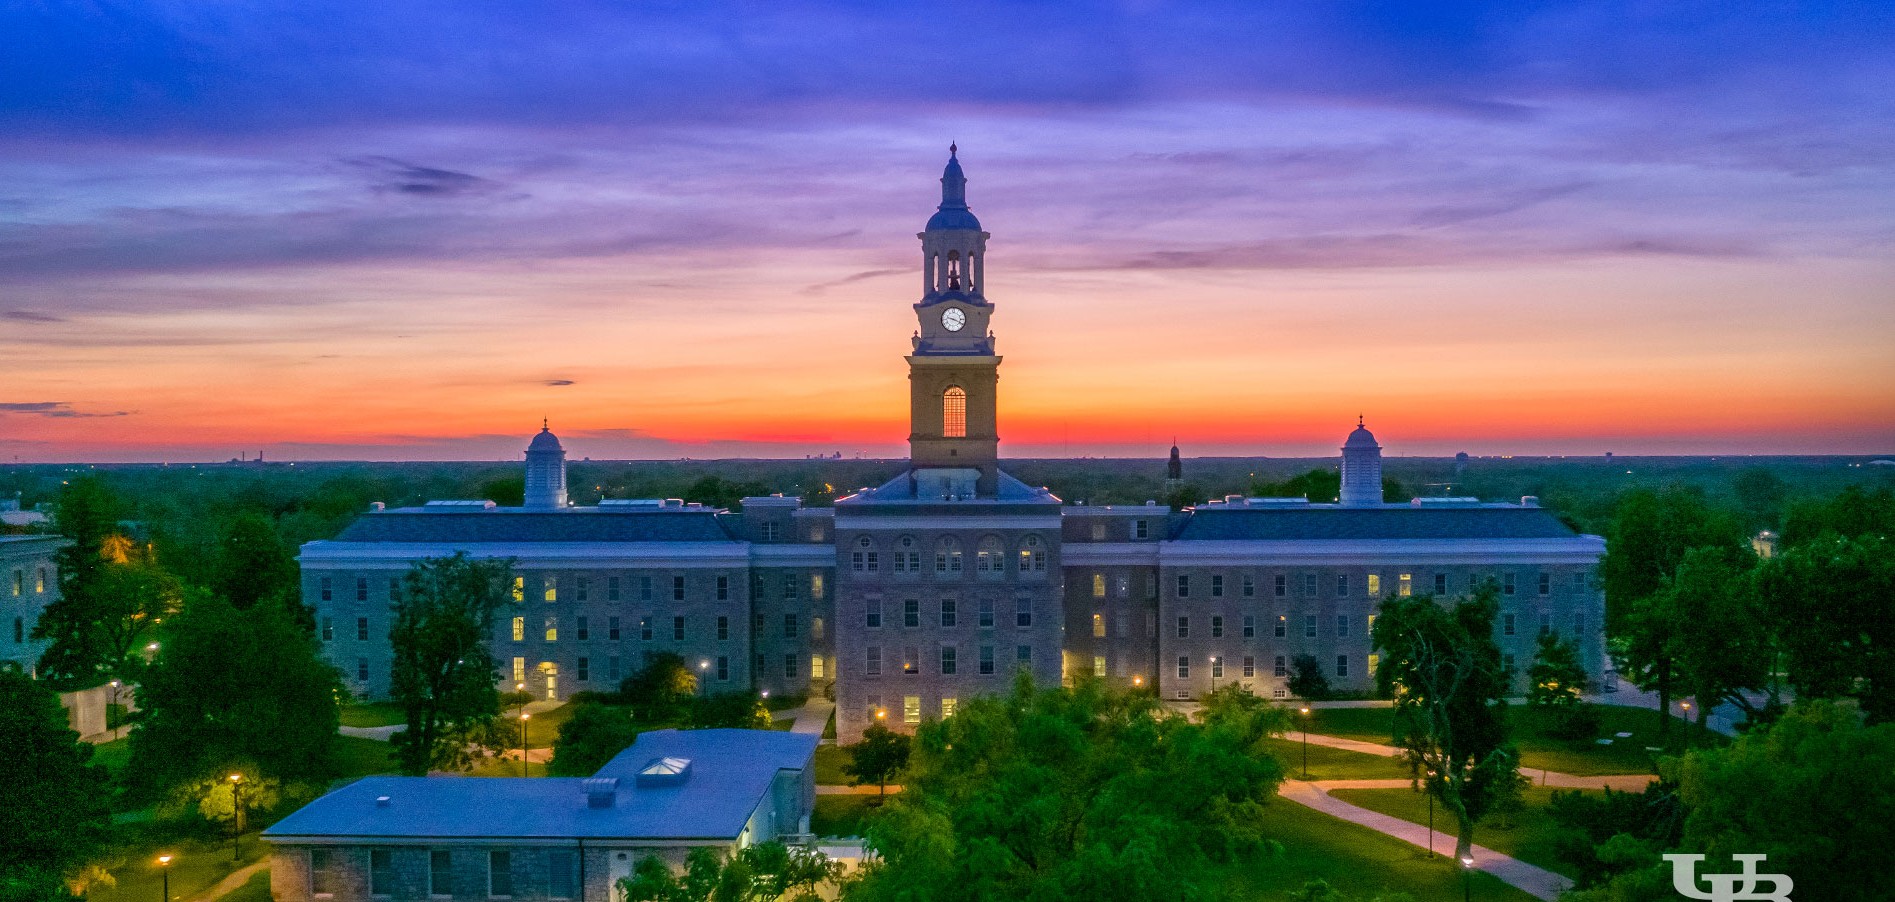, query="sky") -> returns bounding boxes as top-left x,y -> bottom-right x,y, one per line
2,2 -> 1891,463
